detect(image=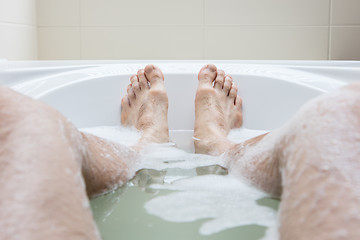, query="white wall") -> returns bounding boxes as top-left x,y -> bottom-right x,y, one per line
330,0 -> 360,60
0,0 -> 37,60
1,0 -> 359,60
36,0 -> 360,61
